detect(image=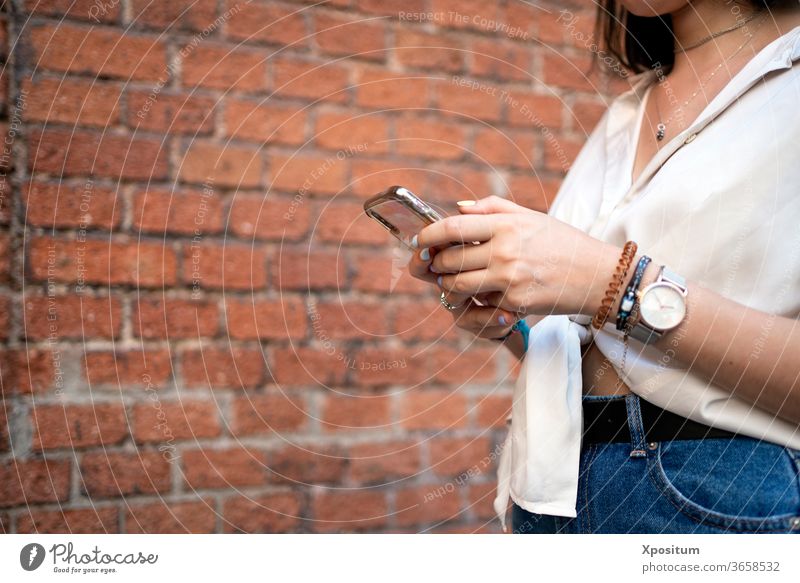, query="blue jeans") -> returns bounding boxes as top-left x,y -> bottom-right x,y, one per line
512,393 -> 800,534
